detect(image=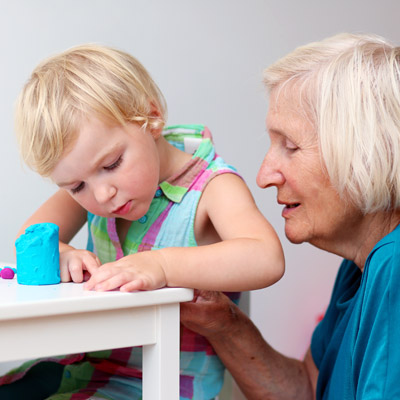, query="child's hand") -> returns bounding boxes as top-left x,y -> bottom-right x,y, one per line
60,249 -> 101,283
83,251 -> 167,292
